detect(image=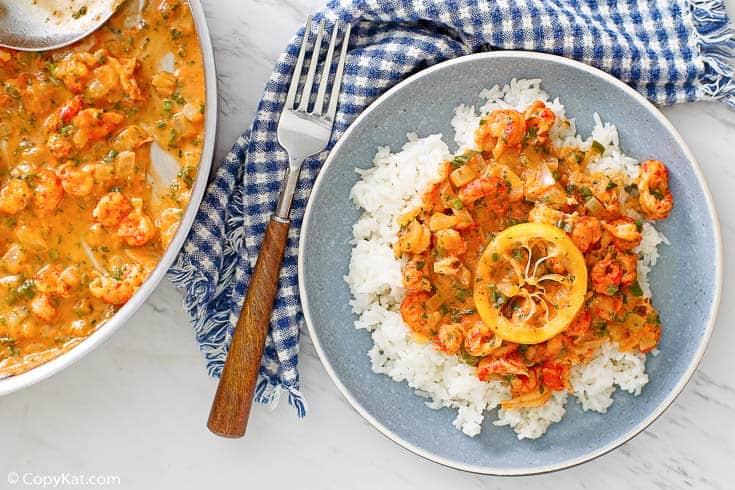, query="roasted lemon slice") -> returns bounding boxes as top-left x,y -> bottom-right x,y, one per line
474,223 -> 587,344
